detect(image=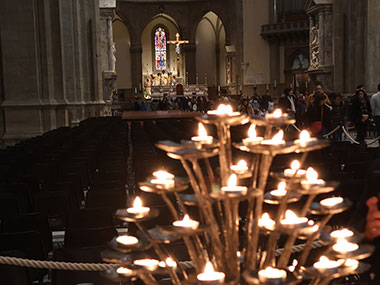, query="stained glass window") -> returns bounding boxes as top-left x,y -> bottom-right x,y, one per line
155,27 -> 167,71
